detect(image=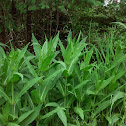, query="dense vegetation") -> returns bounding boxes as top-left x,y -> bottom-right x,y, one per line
0,0 -> 126,126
